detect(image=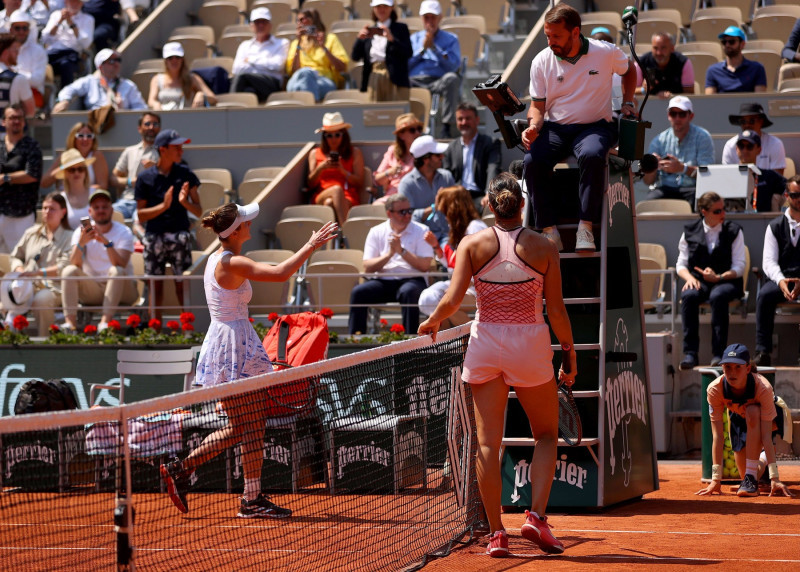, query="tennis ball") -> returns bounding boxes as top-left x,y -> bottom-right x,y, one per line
725,458 -> 735,469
